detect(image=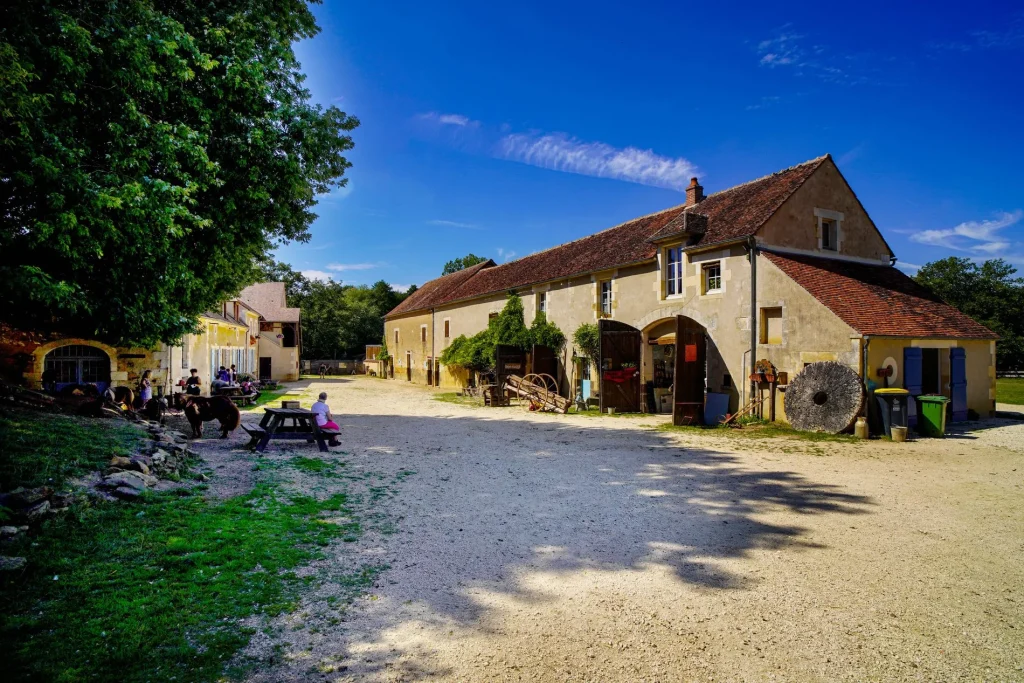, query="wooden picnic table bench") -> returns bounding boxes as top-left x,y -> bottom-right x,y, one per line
244,407 -> 339,453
